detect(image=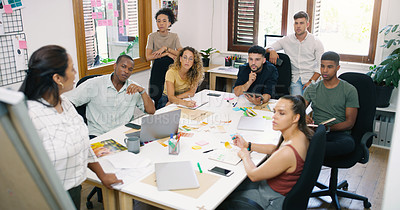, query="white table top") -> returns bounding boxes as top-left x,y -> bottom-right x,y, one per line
87,90 -> 280,209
